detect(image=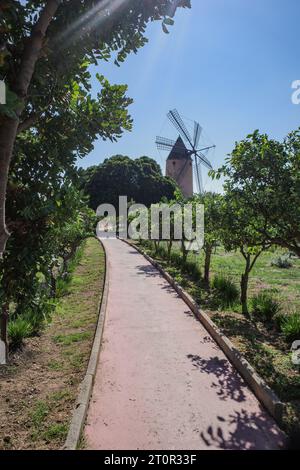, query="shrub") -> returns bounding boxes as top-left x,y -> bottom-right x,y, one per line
22,309 -> 47,336
170,251 -> 183,269
156,244 -> 168,259
281,313 -> 300,343
271,255 -> 293,269
8,317 -> 33,349
252,291 -> 281,322
182,260 -> 201,281
273,311 -> 288,330
212,275 -> 239,307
